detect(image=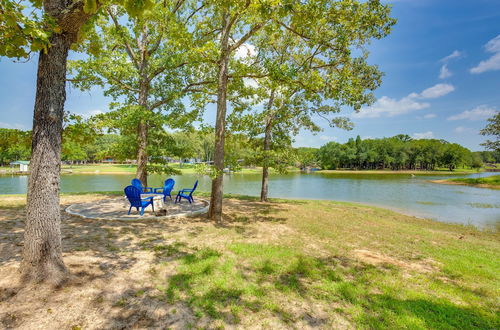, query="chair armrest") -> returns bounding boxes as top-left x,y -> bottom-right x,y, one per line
143,187 -> 153,192
153,188 -> 163,193
179,188 -> 194,193
141,196 -> 154,201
